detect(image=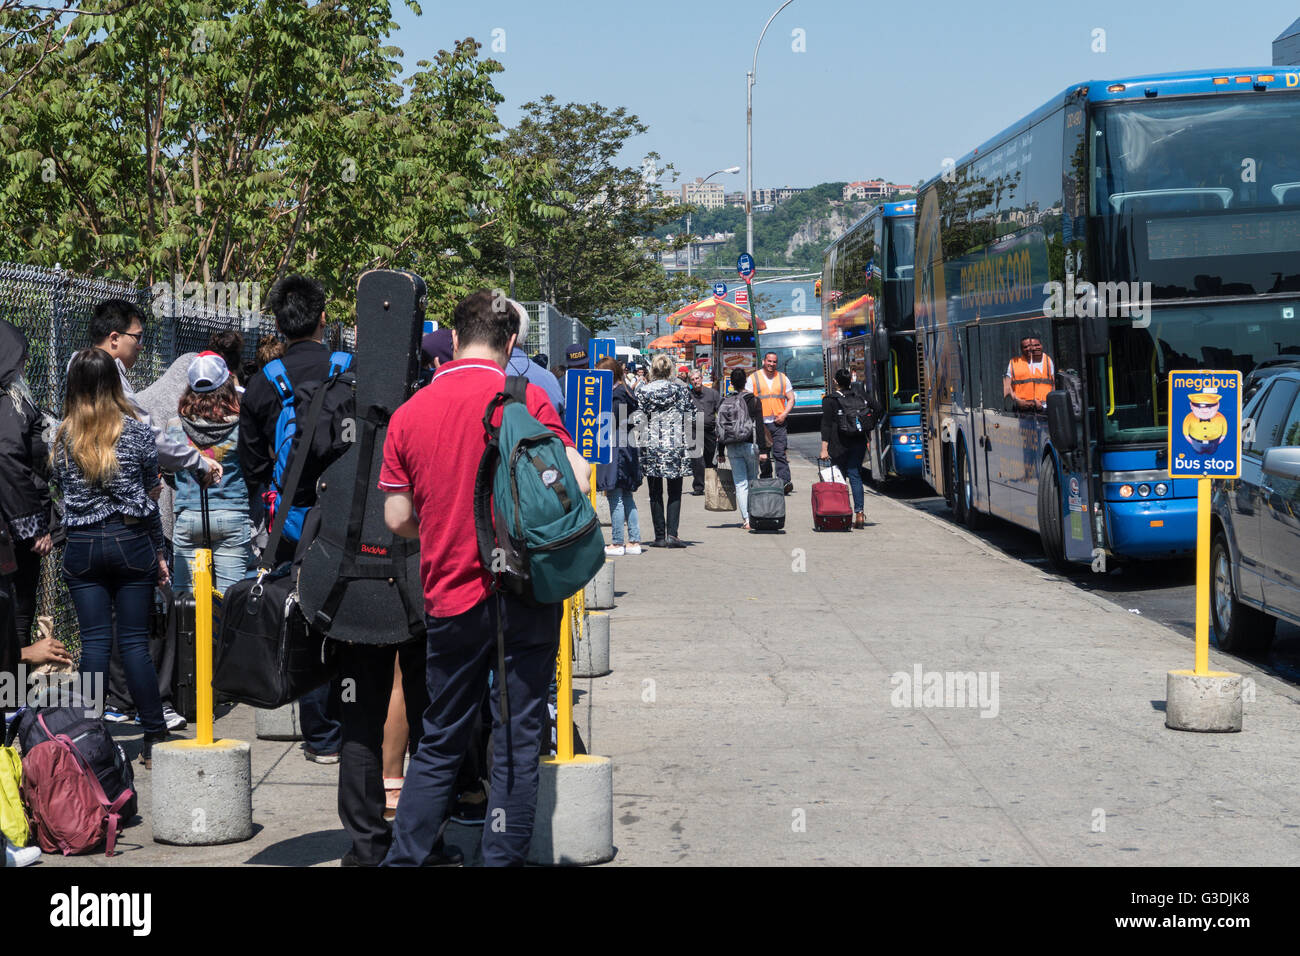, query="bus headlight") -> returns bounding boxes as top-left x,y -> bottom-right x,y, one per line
1119,484 -> 1134,498
1155,483 -> 1168,497
898,435 -> 909,444
1138,484 -> 1151,497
